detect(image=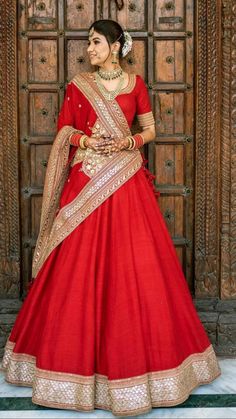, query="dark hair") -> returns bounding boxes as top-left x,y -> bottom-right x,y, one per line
88,20 -> 125,59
